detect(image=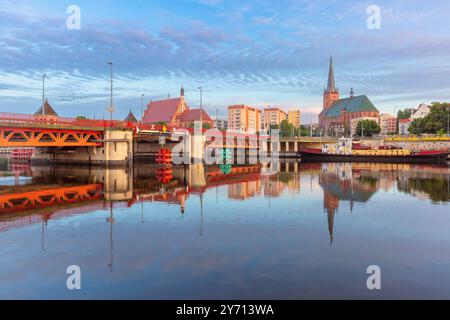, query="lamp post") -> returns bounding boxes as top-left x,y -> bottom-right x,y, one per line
141,94 -> 145,121
42,73 -> 47,115
393,107 -> 398,136
216,108 -> 219,129
198,86 -> 203,129
107,62 -> 114,122
447,109 -> 449,136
